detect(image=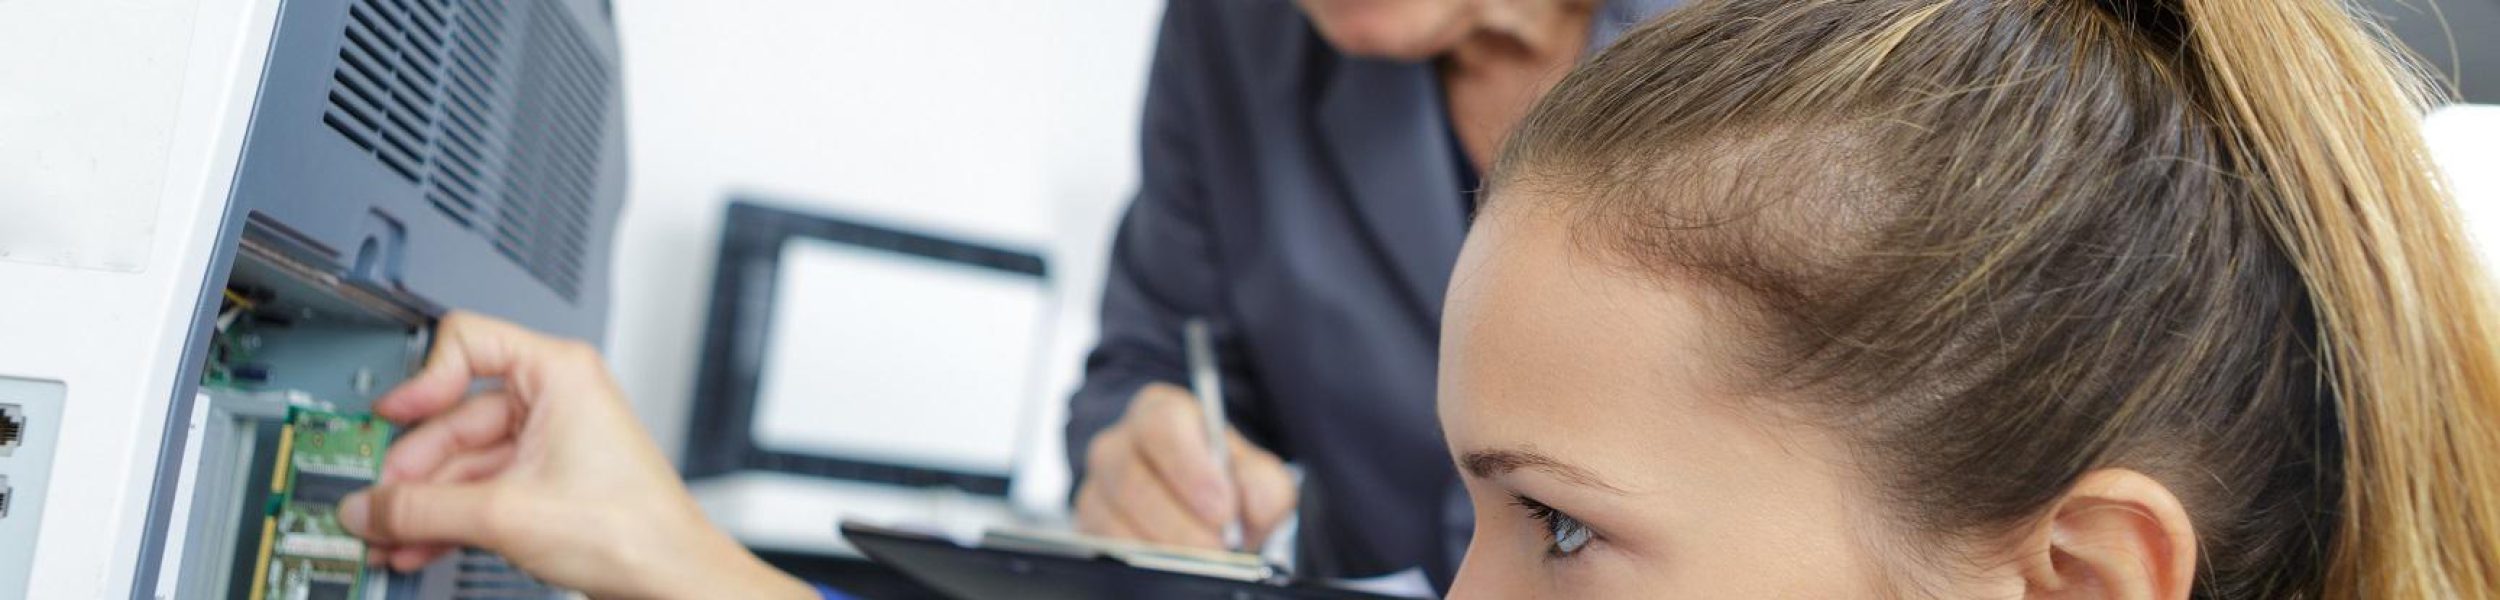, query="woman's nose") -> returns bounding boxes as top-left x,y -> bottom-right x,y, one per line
1442,546 -> 1509,600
